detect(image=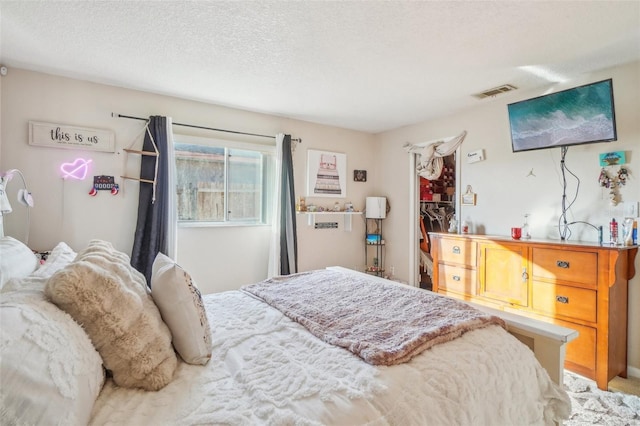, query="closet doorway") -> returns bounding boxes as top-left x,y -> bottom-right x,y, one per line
408,149 -> 461,288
